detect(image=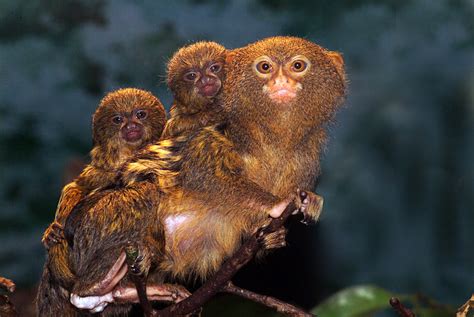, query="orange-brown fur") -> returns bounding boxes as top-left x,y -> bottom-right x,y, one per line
159,37 -> 345,279
222,36 -> 346,200
36,88 -> 166,316
162,41 -> 227,138
64,37 -> 346,313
